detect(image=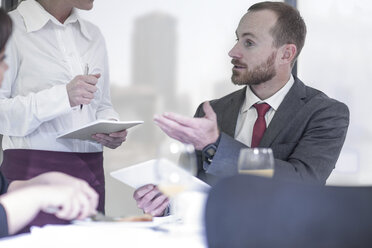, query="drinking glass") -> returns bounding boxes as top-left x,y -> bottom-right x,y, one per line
154,139 -> 198,222
155,139 -> 197,198
238,148 -> 275,177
